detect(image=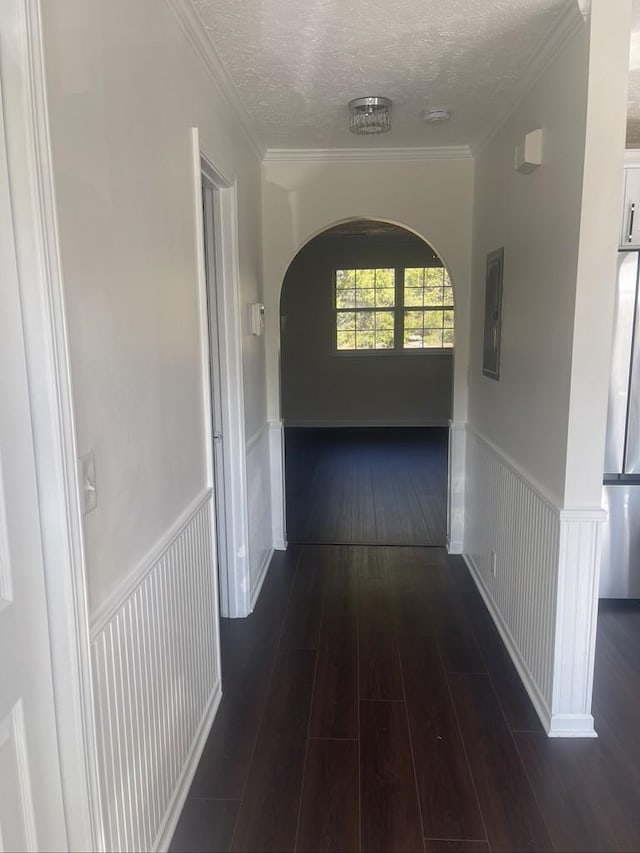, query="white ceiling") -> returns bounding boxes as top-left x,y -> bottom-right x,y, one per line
191,0 -> 576,151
